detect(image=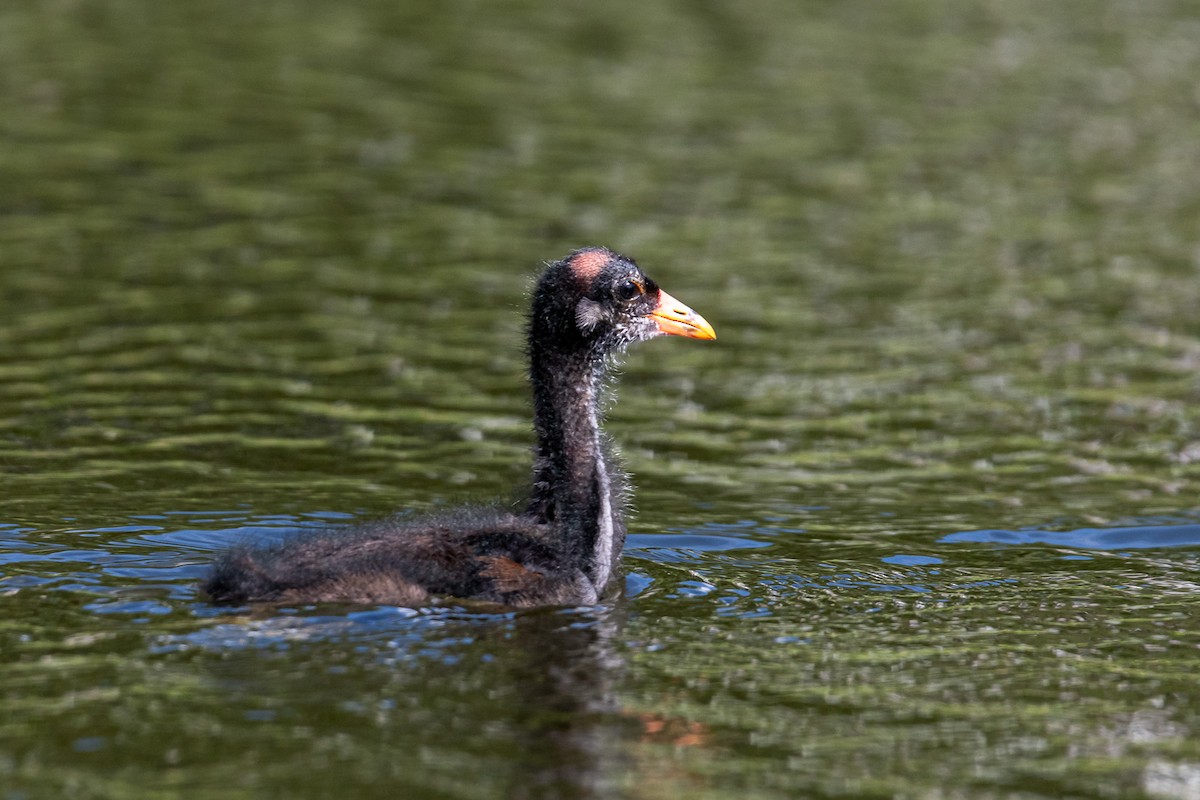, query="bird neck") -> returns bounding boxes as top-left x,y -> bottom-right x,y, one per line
527,346 -> 624,596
